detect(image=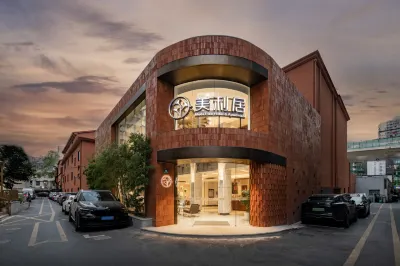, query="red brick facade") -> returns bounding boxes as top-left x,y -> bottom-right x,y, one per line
95,35 -> 348,227
60,131 -> 95,193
